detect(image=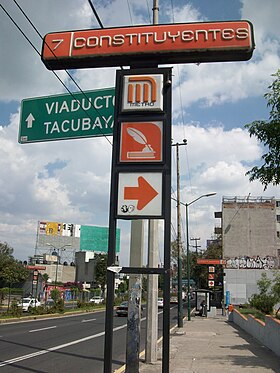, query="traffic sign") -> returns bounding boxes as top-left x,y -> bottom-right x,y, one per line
117,172 -> 162,217
19,88 -> 115,143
